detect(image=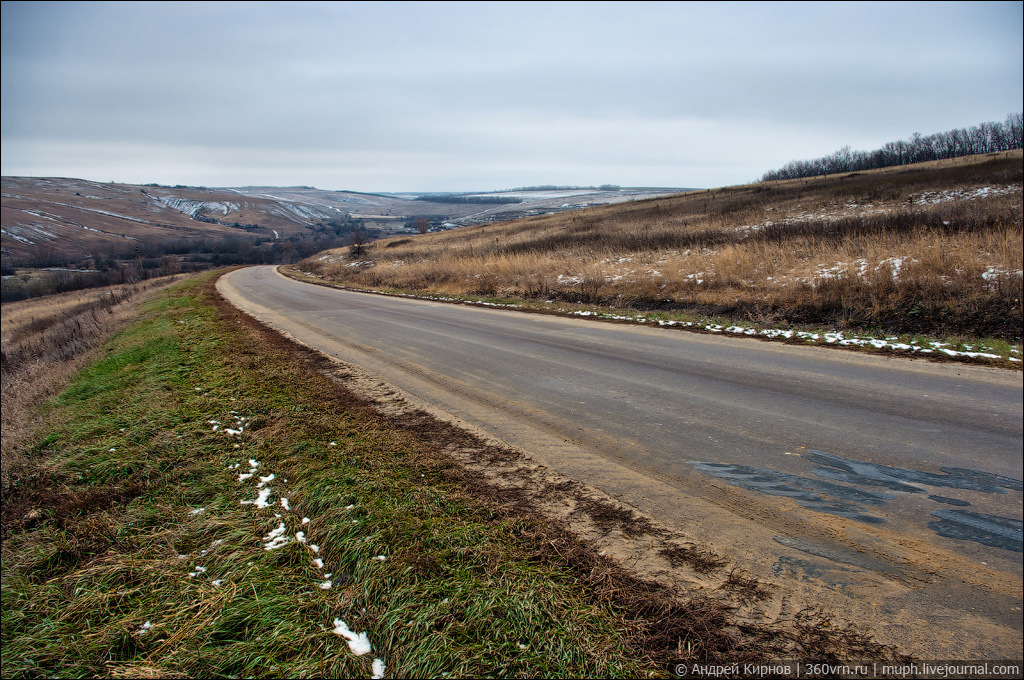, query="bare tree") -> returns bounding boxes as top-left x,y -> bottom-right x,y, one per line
761,114 -> 1022,182
348,226 -> 369,259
